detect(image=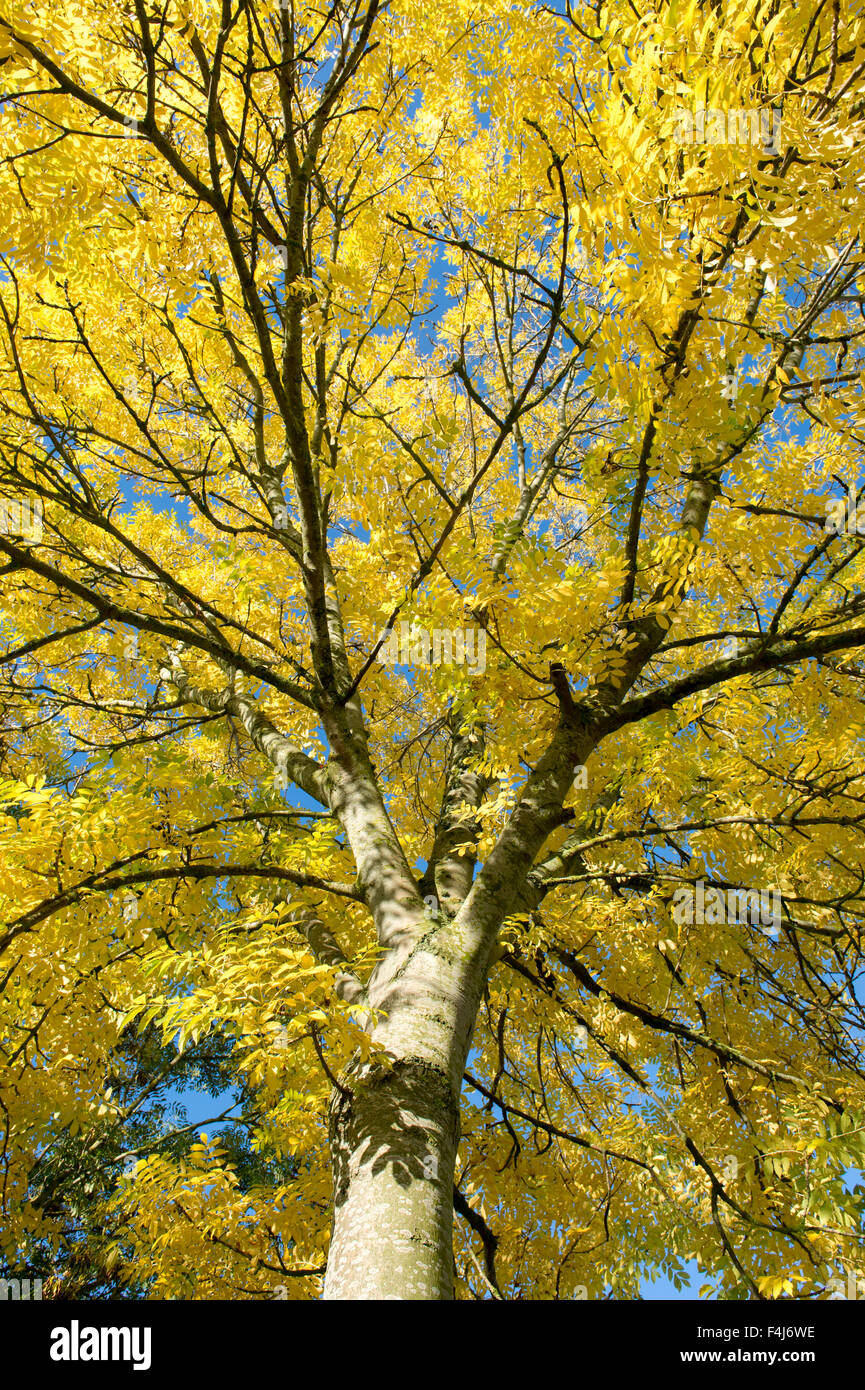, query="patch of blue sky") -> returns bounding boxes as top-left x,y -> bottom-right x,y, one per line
160,1078 -> 242,1135
642,1261 -> 704,1298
